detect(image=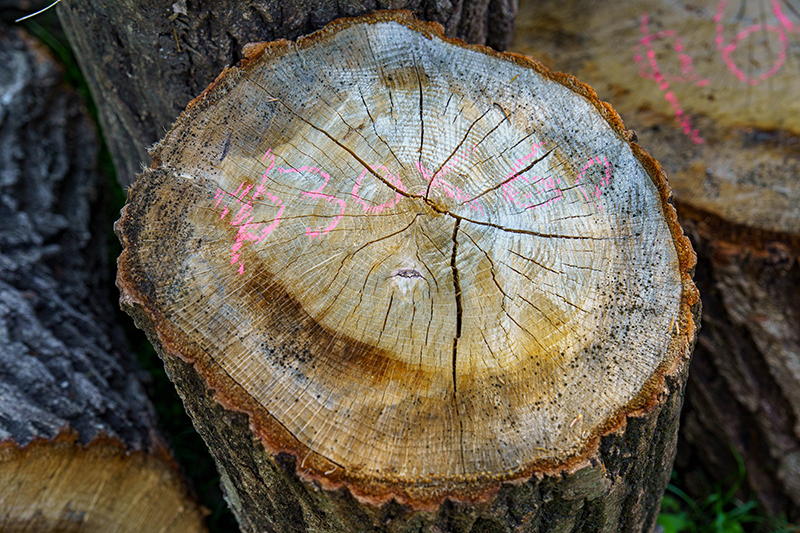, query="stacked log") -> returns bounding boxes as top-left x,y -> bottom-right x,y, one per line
0,25 -> 206,532
511,0 -> 800,518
